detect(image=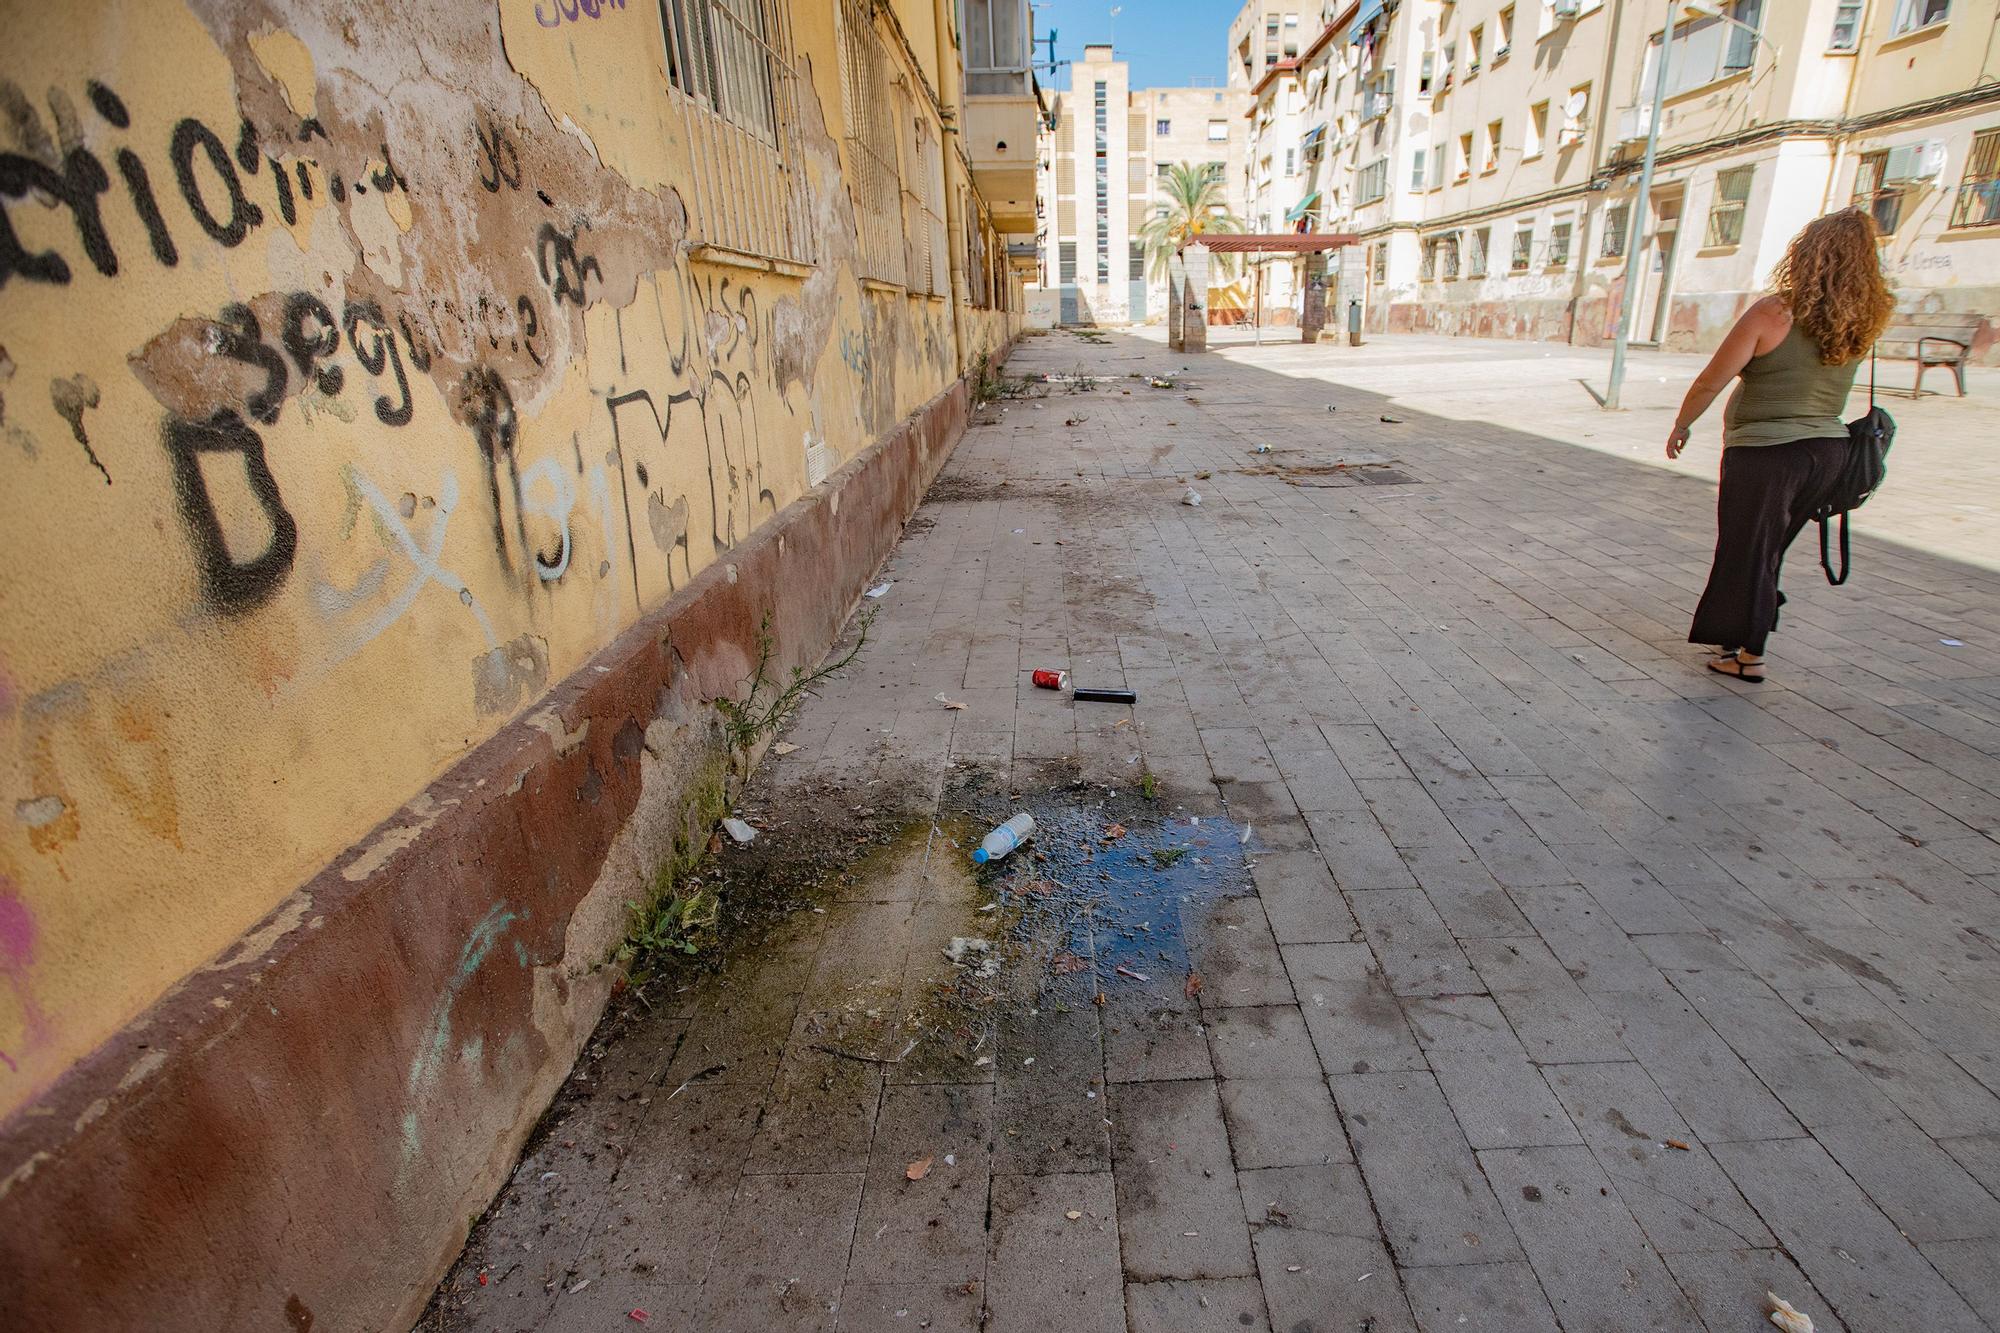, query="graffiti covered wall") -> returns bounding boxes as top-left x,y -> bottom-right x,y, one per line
0,0 -> 1013,1132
